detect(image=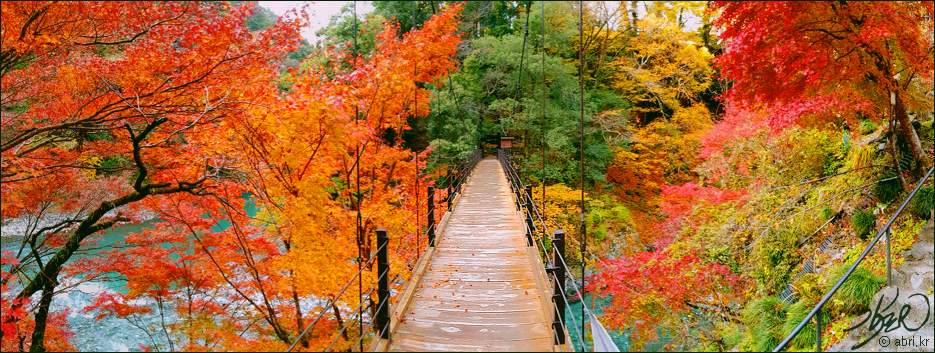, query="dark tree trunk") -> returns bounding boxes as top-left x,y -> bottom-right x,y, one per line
29,283 -> 56,352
